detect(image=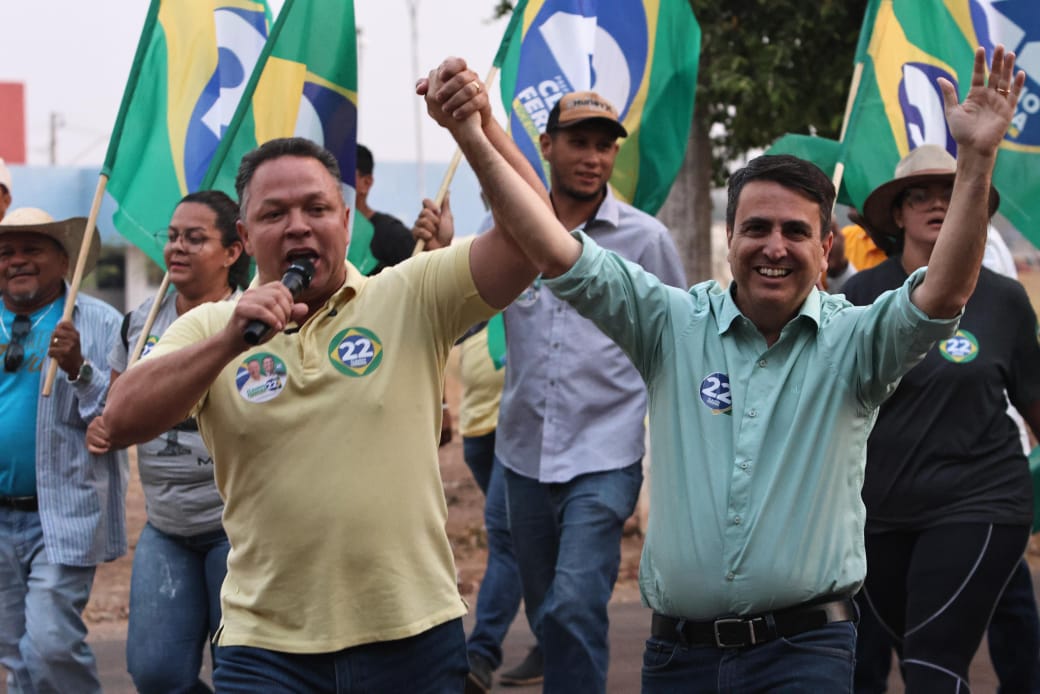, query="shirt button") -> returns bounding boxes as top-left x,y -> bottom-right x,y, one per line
733,516 -> 742,525
726,572 -> 735,581
549,380 -> 556,387
758,359 -> 767,368
740,462 -> 750,470
552,342 -> 560,349
747,409 -> 758,418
